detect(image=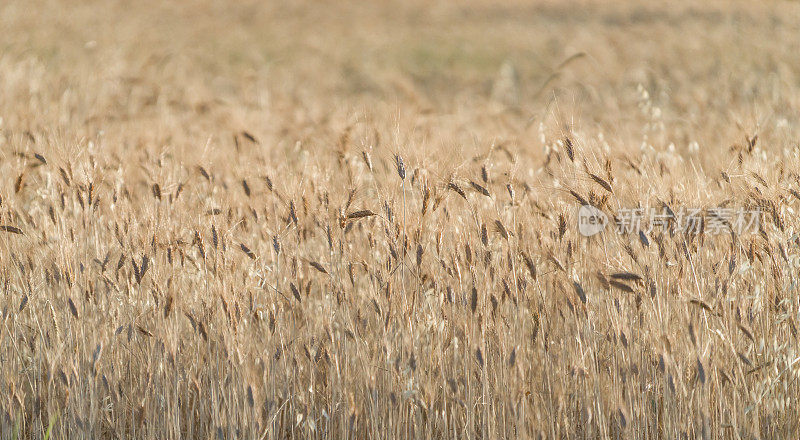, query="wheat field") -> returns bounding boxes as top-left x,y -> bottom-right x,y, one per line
2,0 -> 800,438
